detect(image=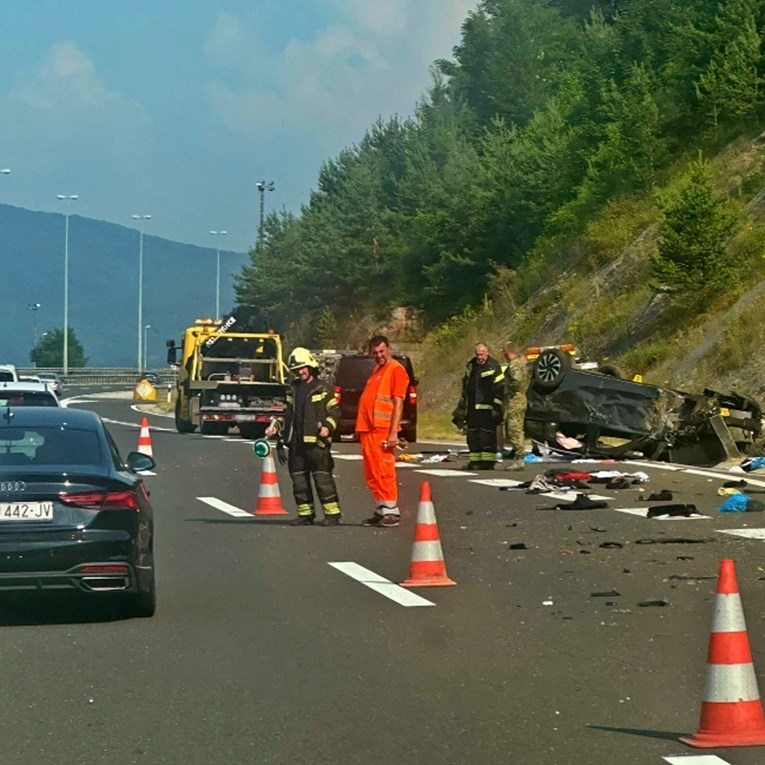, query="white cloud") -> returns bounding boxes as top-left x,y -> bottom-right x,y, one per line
204,1 -> 479,147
